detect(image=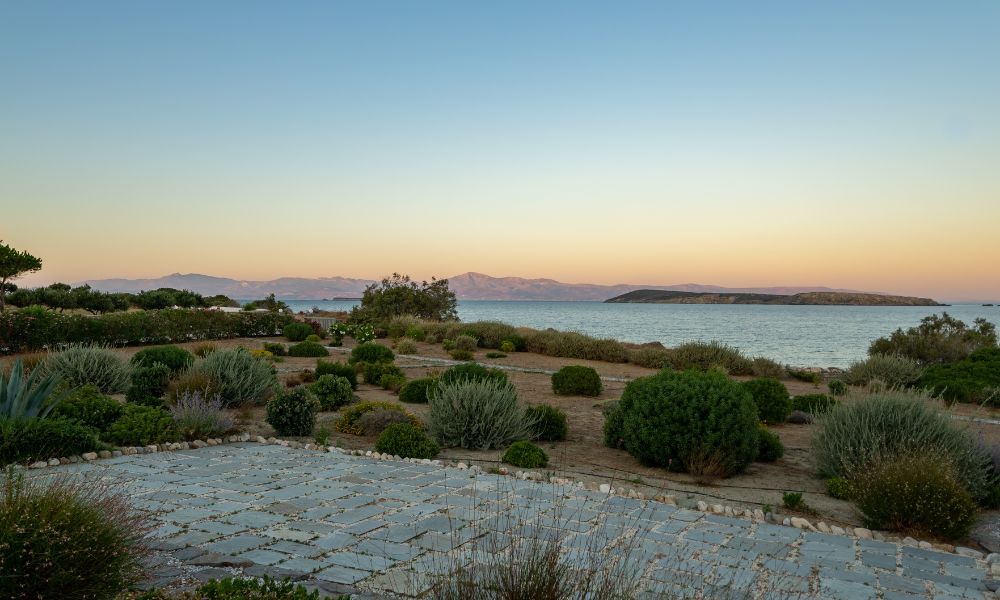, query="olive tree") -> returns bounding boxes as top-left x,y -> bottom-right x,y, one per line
0,241 -> 42,312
